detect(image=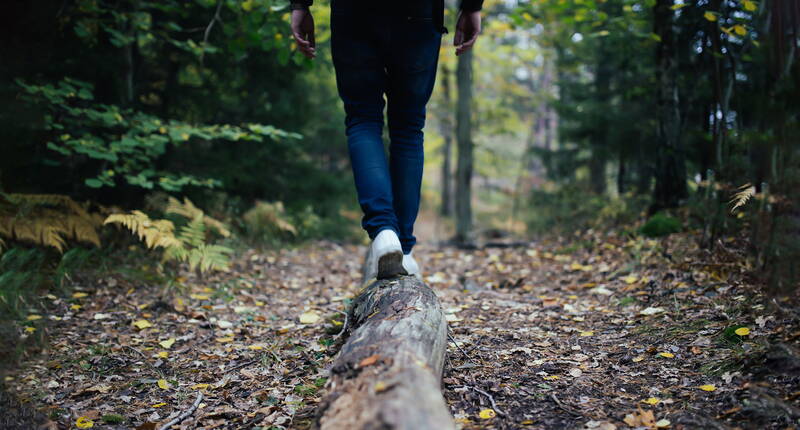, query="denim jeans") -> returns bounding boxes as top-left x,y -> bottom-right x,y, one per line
331,1 -> 442,254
